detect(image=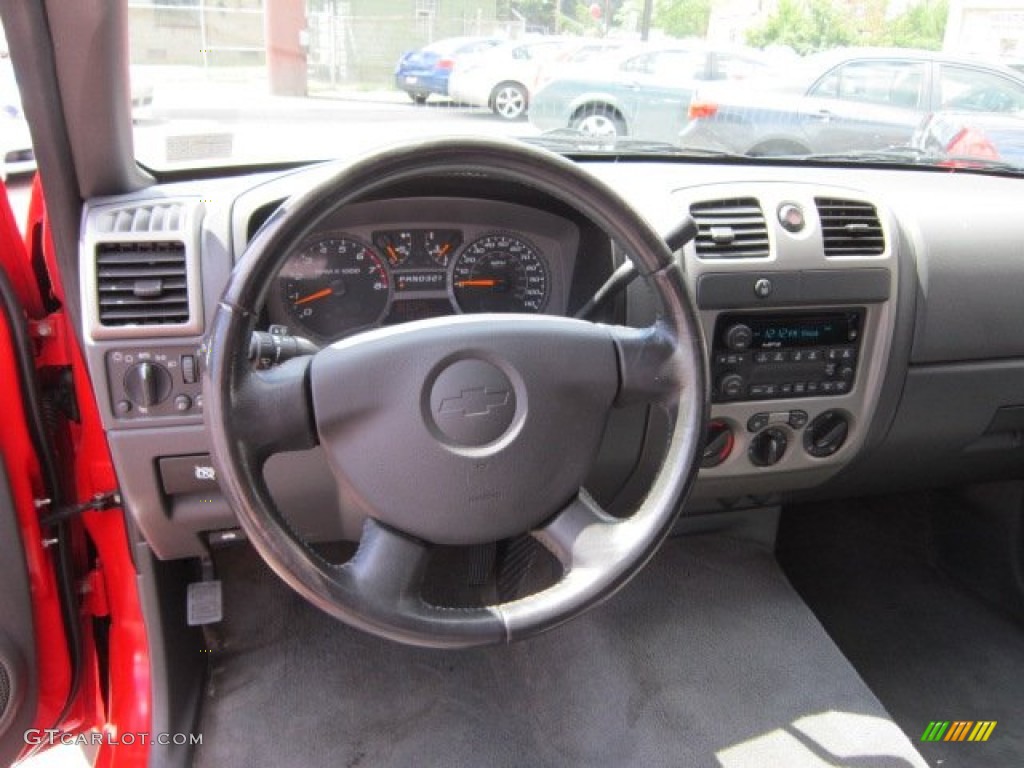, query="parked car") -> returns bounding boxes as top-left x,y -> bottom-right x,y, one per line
394,36 -> 503,104
531,38 -> 630,93
0,59 -> 31,179
679,47 -> 1024,156
913,109 -> 1024,165
447,37 -> 568,120
529,43 -> 774,143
